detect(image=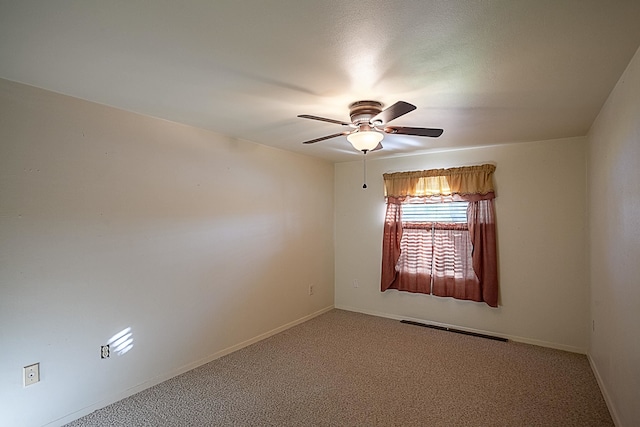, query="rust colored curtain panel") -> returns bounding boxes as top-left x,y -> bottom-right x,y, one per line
381,200 -> 403,291
467,199 -> 498,307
